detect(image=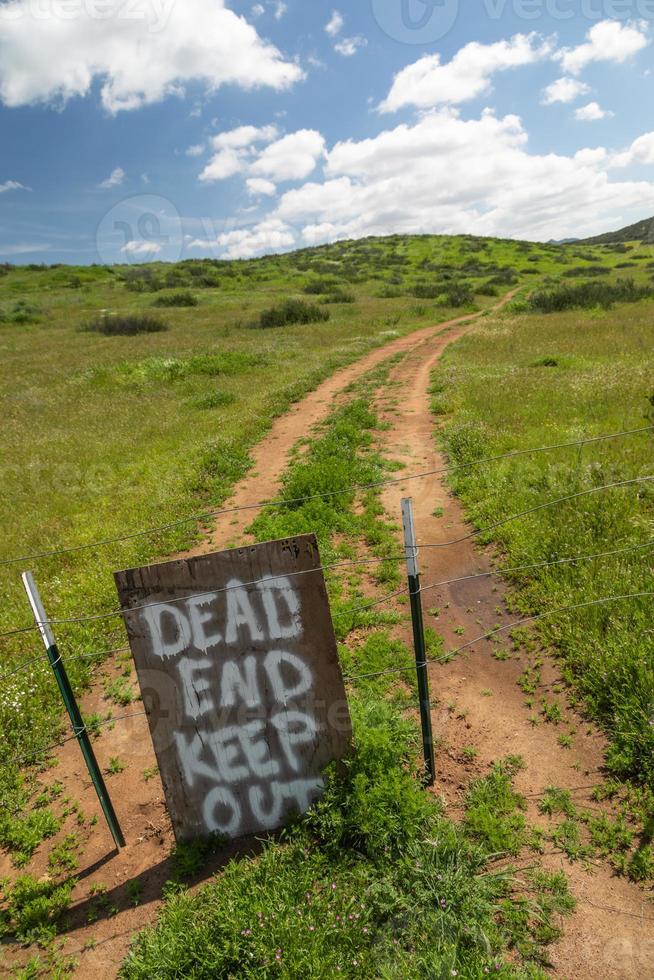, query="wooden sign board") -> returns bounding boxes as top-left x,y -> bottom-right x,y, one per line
114,535 -> 351,842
